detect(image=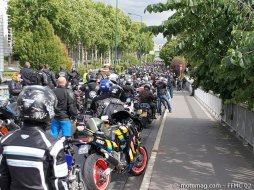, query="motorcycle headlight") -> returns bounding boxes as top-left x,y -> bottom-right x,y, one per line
77,125 -> 85,131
